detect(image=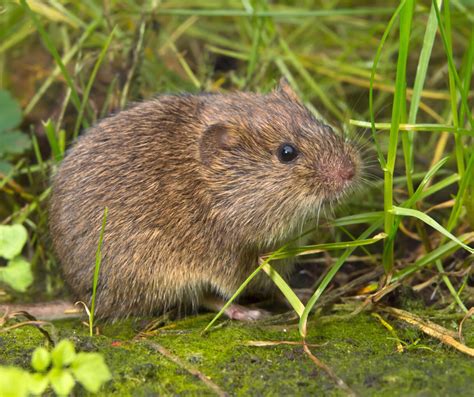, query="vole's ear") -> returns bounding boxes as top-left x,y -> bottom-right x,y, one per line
276,77 -> 301,104
199,123 -> 239,166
